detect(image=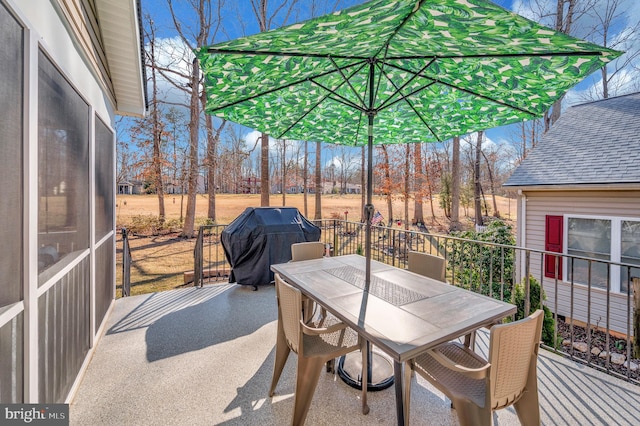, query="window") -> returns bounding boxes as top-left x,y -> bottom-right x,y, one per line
95,116 -> 114,239
621,220 -> 640,293
38,49 -> 90,280
563,216 -> 640,294
0,2 -> 24,309
567,217 -> 611,290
